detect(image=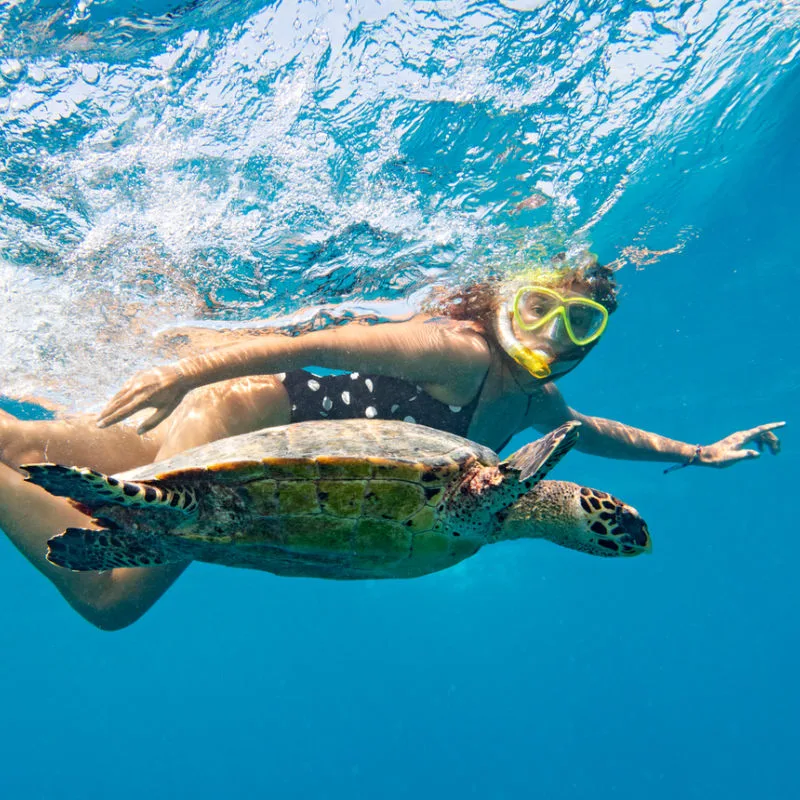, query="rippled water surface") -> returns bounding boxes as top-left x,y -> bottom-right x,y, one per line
2,0 -> 798,404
